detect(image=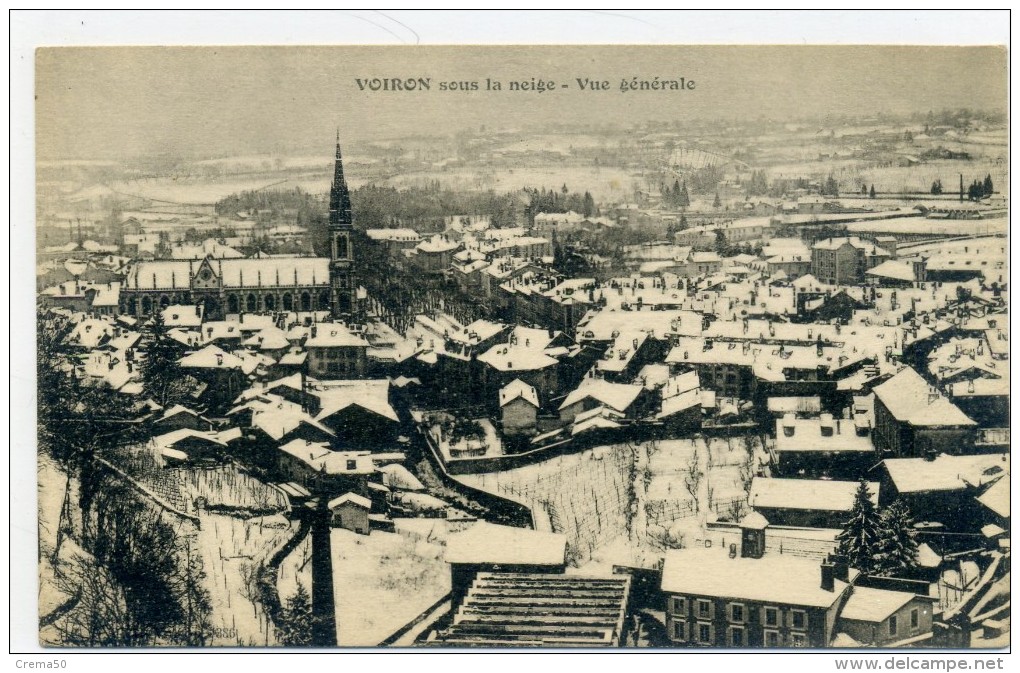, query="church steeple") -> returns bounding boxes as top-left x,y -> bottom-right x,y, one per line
327,130 -> 358,321
329,129 -> 353,228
